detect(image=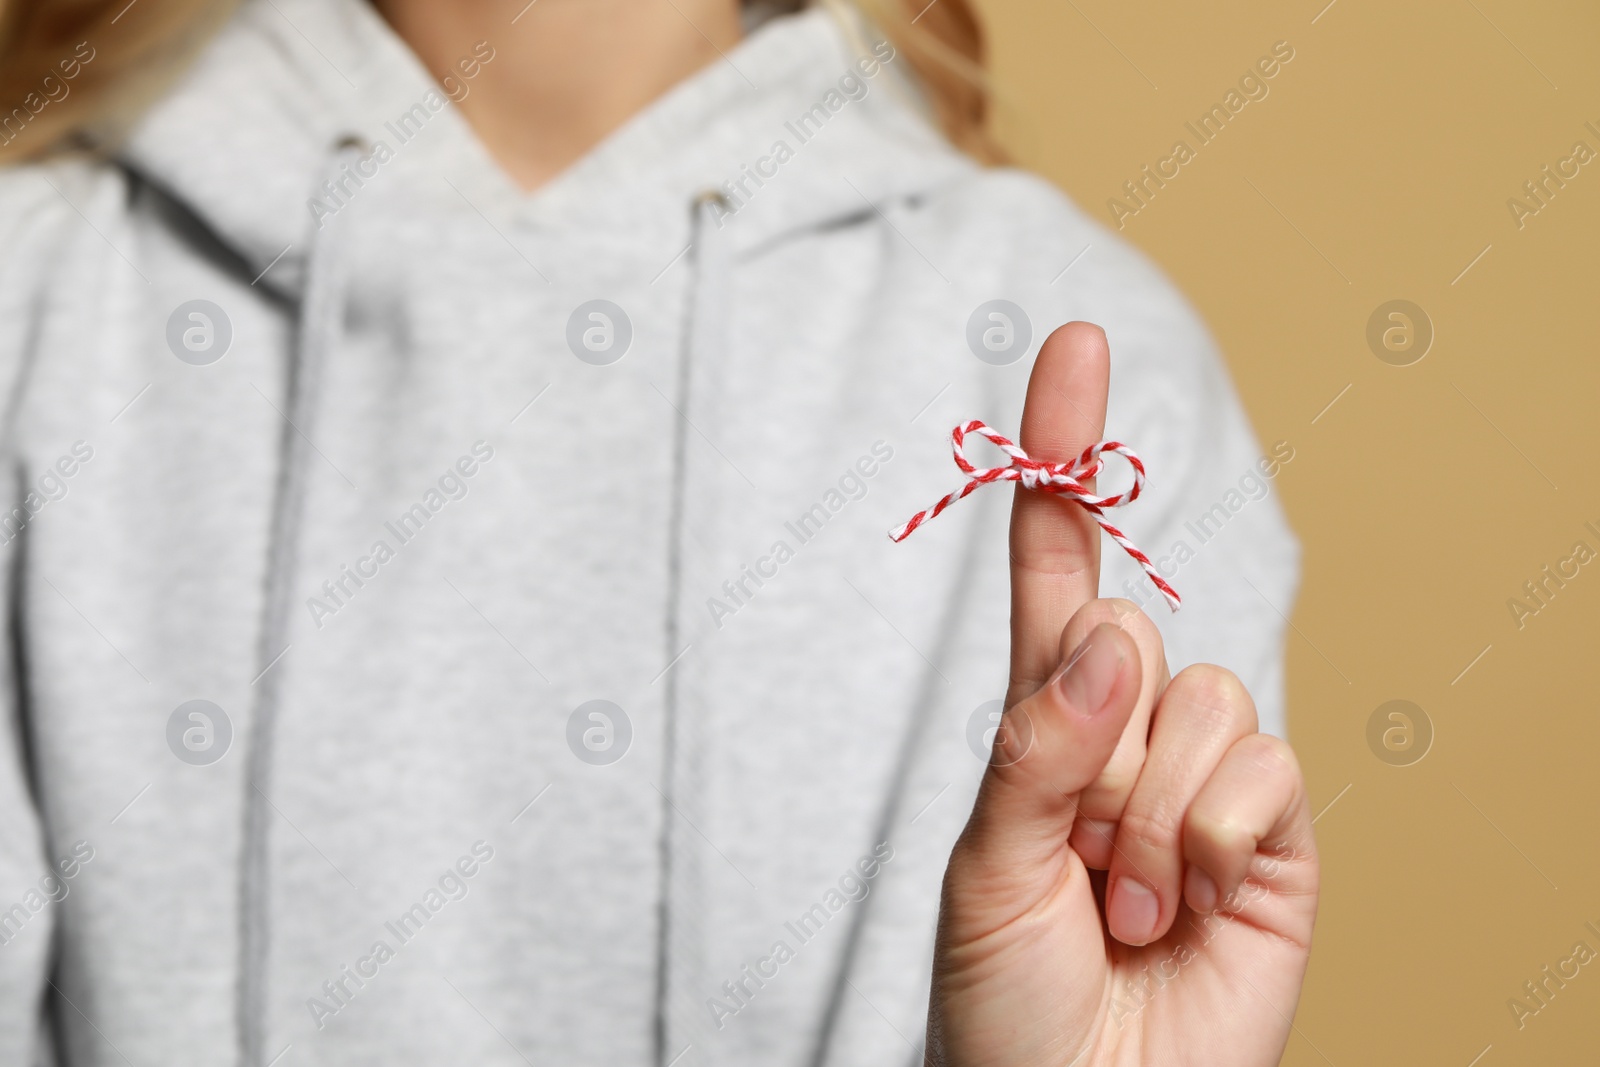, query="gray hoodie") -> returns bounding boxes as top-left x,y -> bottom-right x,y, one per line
0,1 -> 1298,1064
